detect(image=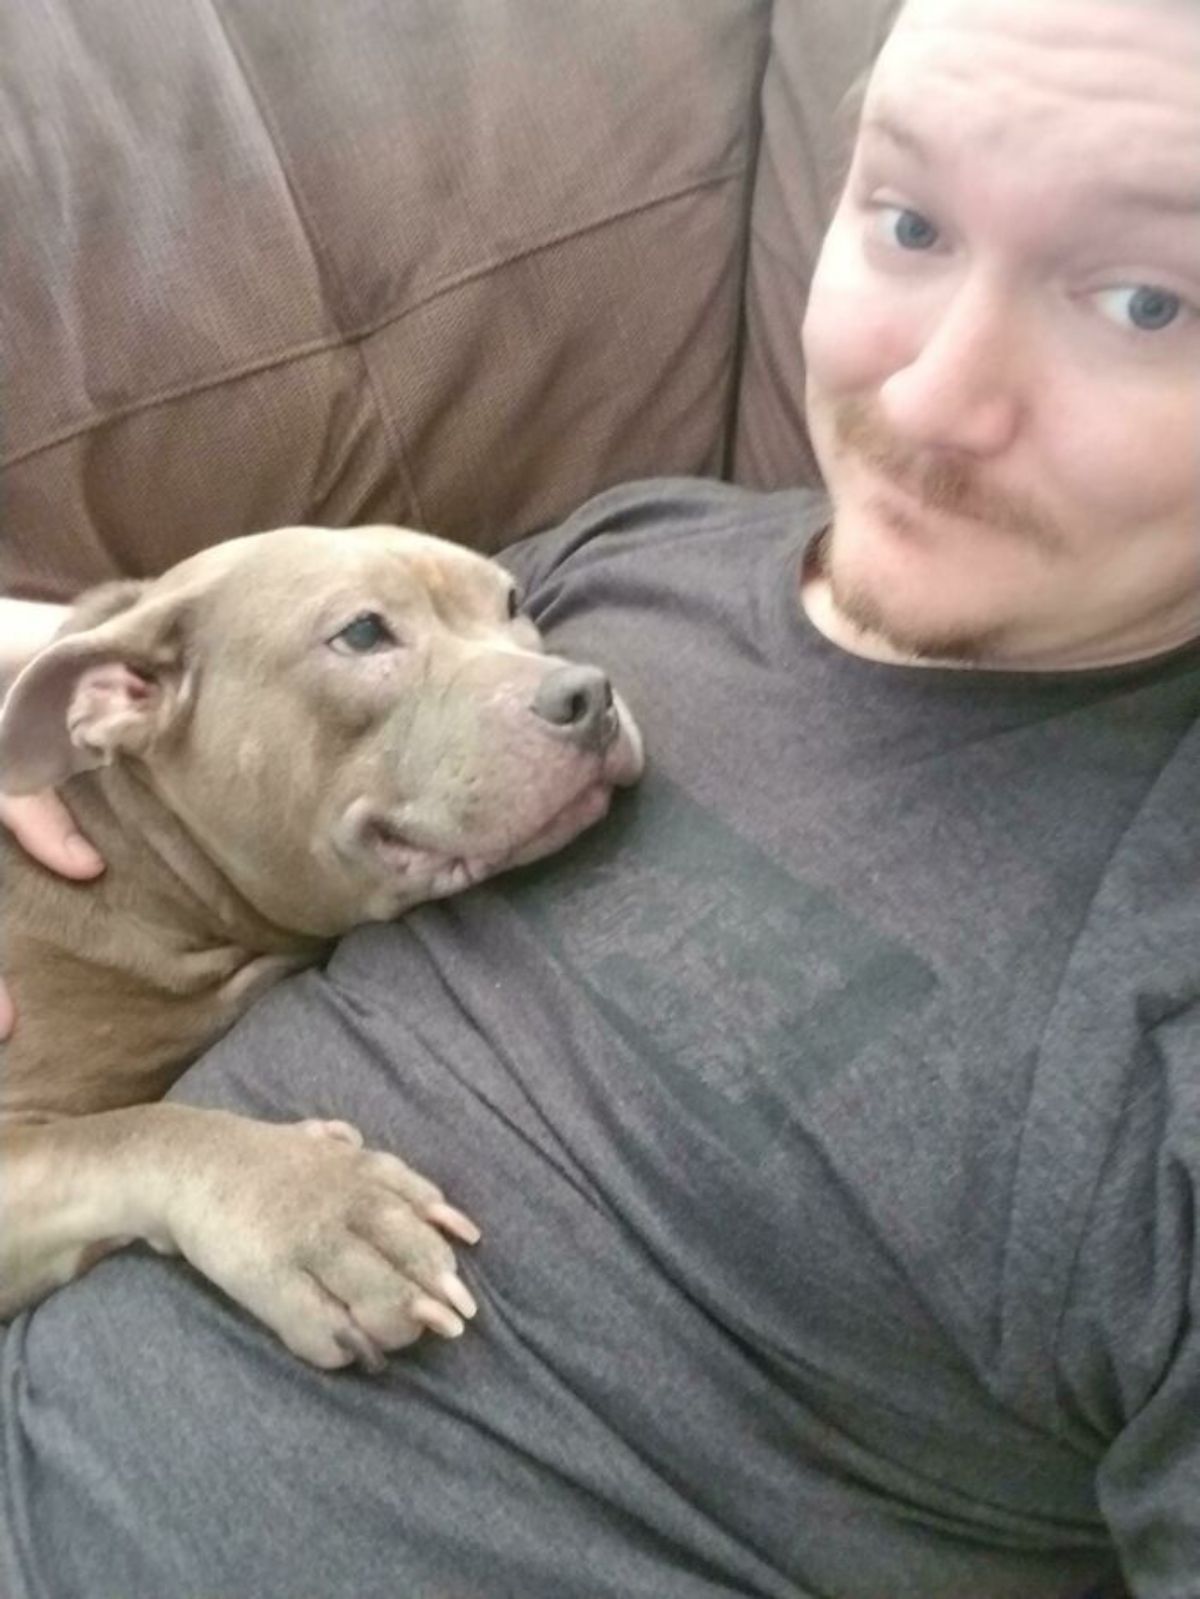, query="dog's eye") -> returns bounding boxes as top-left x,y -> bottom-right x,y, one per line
331,612 -> 397,654
506,587 -> 521,620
